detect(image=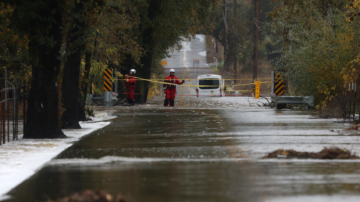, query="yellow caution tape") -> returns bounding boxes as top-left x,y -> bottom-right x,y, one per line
118,76 -> 205,87
117,76 -> 218,87
117,76 -> 272,88
117,78 -> 271,81
231,81 -> 272,87
226,89 -> 252,92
